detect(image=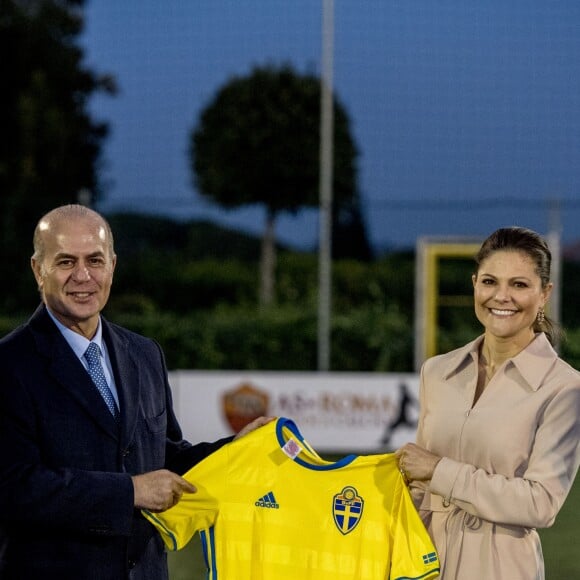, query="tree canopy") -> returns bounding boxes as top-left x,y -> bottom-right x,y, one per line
0,0 -> 115,311
191,64 -> 363,214
190,64 -> 371,304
